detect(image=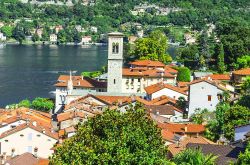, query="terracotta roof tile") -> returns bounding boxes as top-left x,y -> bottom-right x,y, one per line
206,74 -> 231,80
5,153 -> 49,165
57,111 -> 86,122
188,79 -> 228,91
145,105 -> 183,114
158,123 -> 205,134
161,129 -> 175,142
55,75 -> 107,88
168,136 -> 215,156
145,83 -> 187,95
129,60 -> 165,67
233,68 -> 250,75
